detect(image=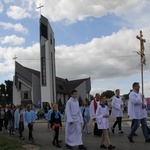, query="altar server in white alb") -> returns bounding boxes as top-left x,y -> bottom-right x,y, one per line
127,82 -> 150,143
111,89 -> 124,134
96,95 -> 116,150
65,89 -> 87,150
